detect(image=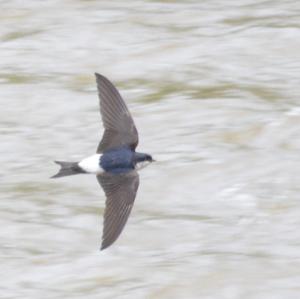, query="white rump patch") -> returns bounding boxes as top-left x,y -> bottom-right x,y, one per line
78,154 -> 103,174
